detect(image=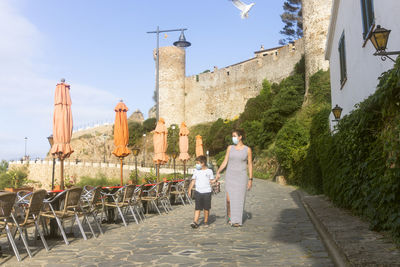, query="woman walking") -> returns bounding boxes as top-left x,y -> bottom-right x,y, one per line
215,129 -> 253,227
